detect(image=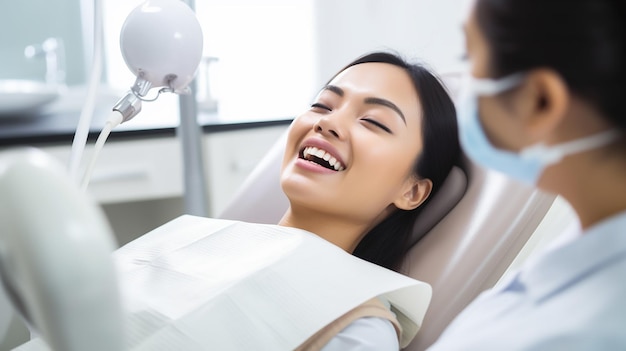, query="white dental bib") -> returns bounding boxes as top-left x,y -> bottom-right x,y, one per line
19,215 -> 432,350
